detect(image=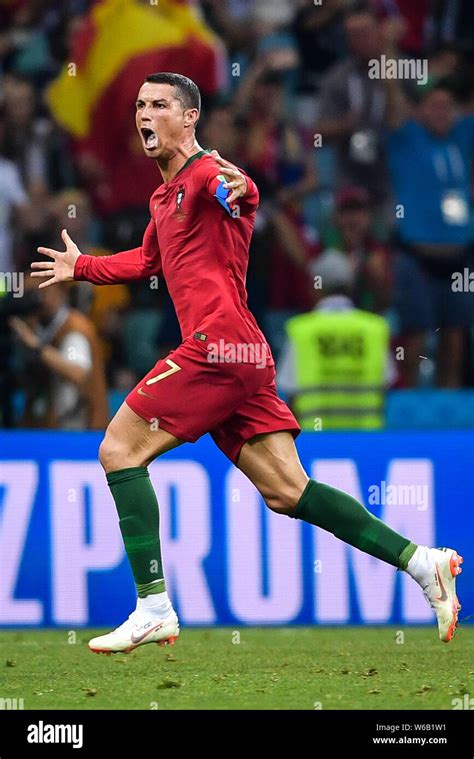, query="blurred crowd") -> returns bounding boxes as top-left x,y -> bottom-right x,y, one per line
1,0 -> 474,428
